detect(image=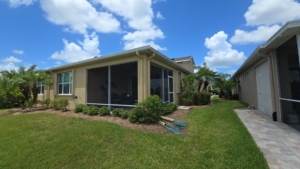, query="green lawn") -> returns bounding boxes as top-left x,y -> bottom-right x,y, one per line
0,109 -> 11,115
0,101 -> 268,169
